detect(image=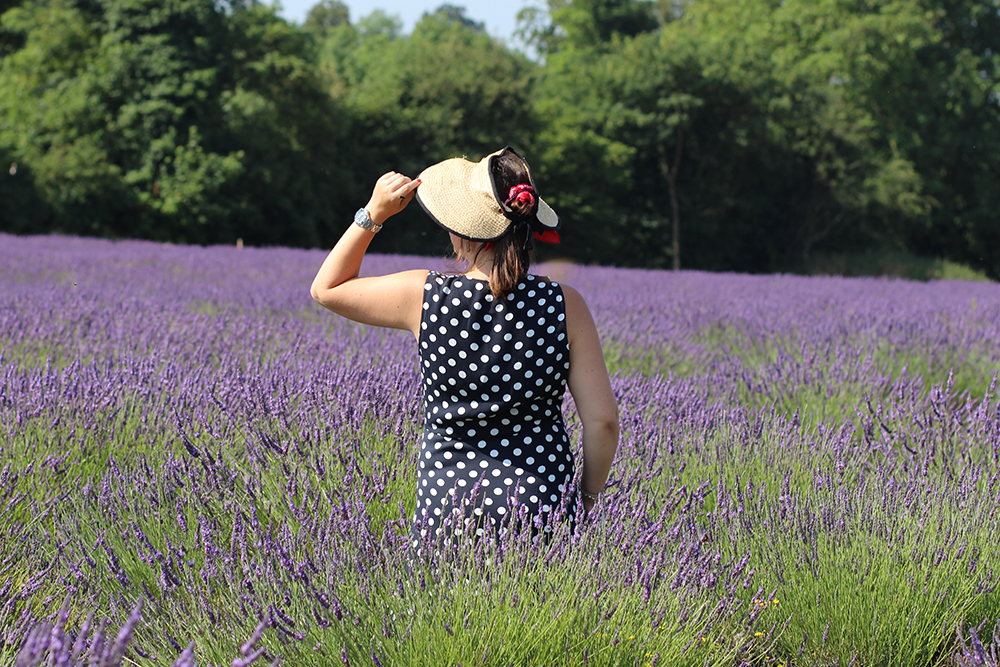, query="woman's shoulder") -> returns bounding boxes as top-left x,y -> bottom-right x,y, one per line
553,282 -> 591,335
